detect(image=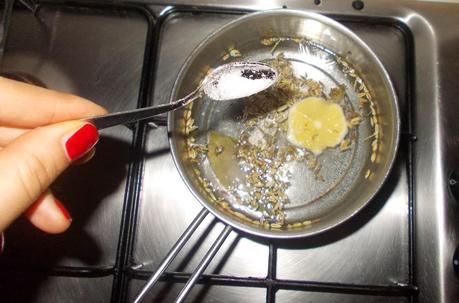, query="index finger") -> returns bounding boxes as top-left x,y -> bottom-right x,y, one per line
0,76 -> 107,128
